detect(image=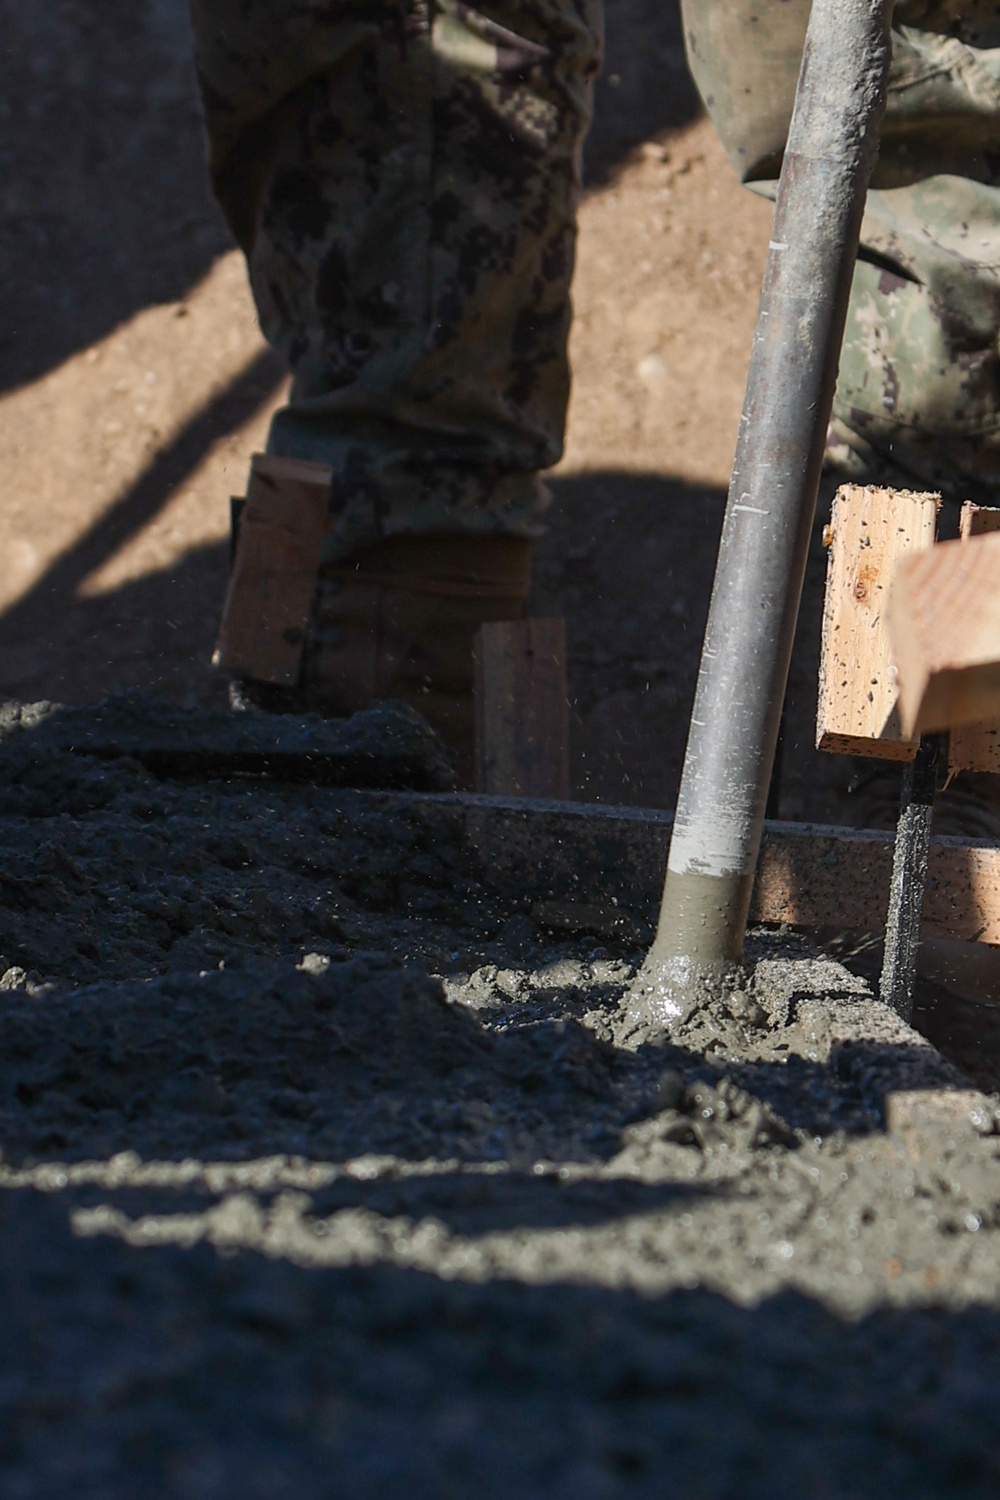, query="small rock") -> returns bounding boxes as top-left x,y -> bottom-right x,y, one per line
298,952 -> 331,976
637,353 -> 668,385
